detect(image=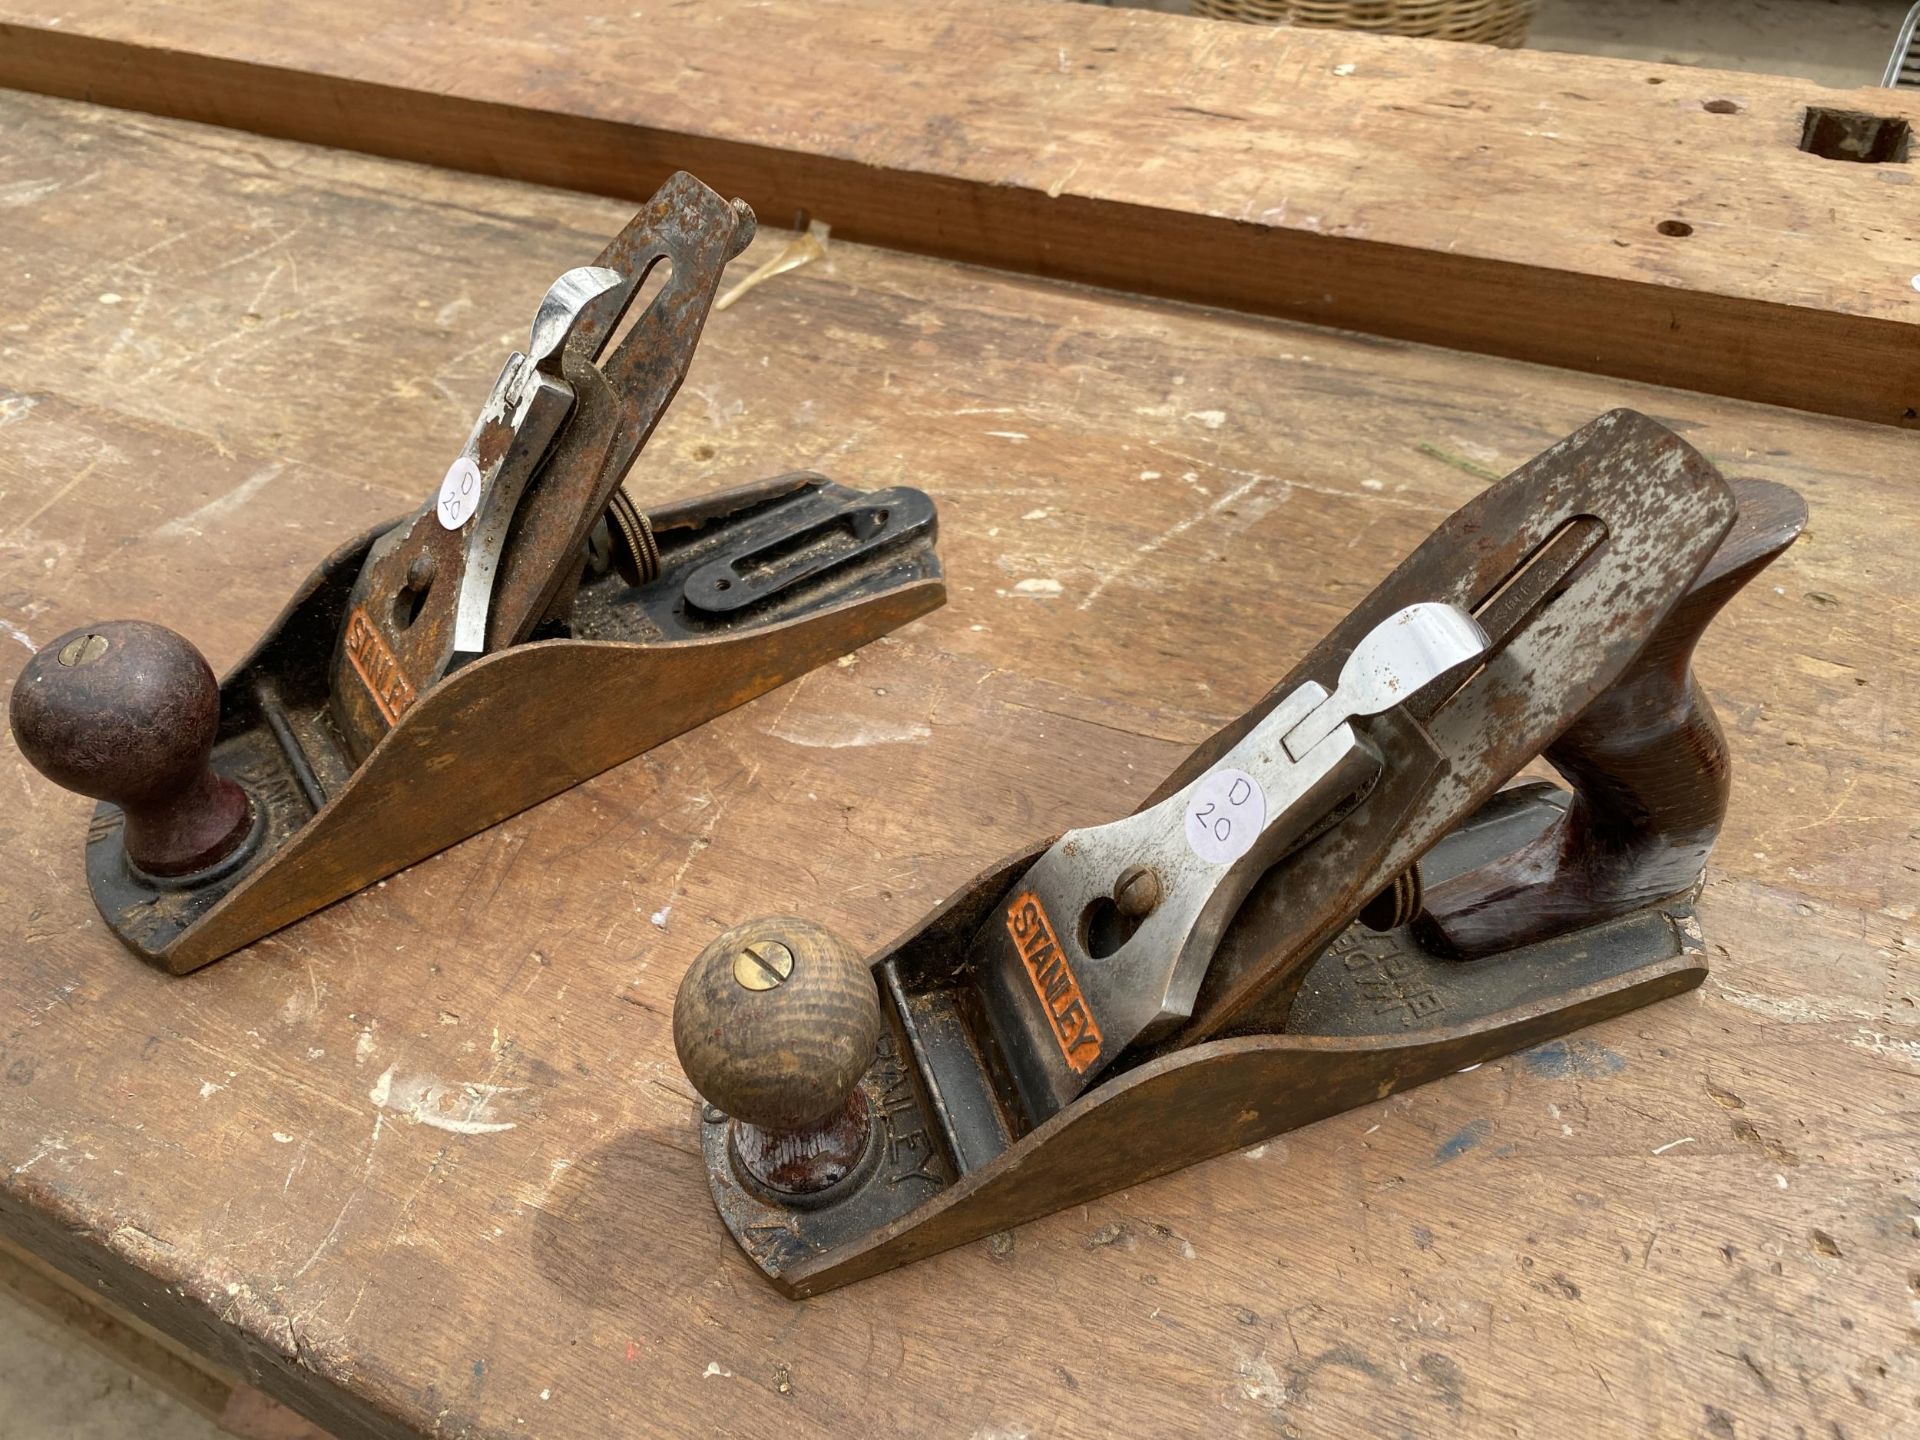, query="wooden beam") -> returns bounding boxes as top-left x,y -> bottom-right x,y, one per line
0,0 -> 1916,426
